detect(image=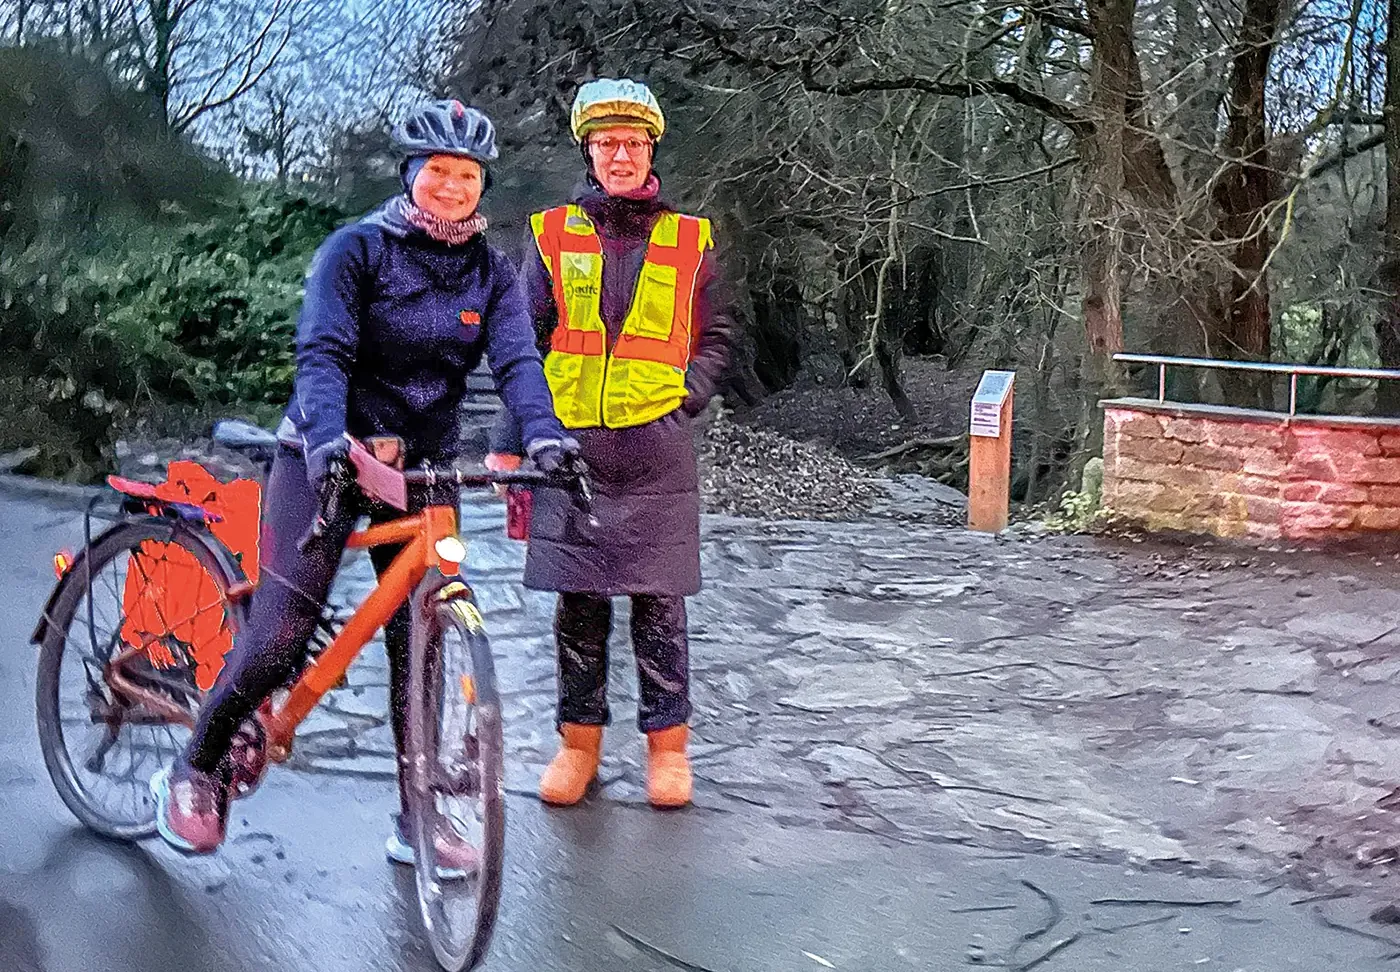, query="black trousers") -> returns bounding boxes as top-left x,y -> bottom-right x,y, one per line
184,445 -> 449,813
554,593 -> 691,733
